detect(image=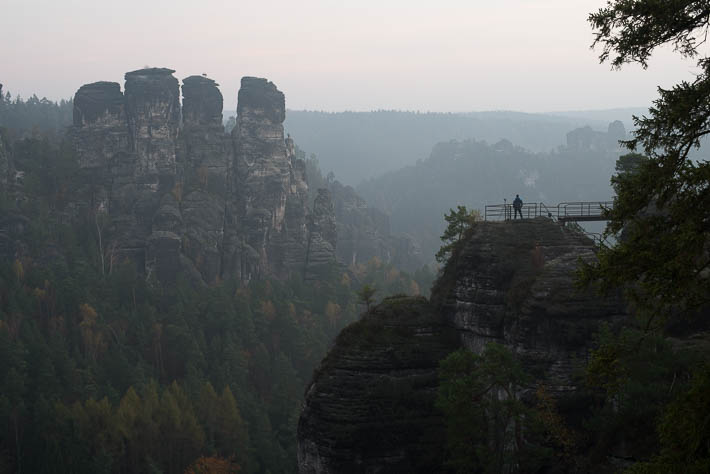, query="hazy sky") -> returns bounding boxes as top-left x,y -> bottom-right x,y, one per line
0,0 -> 702,113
